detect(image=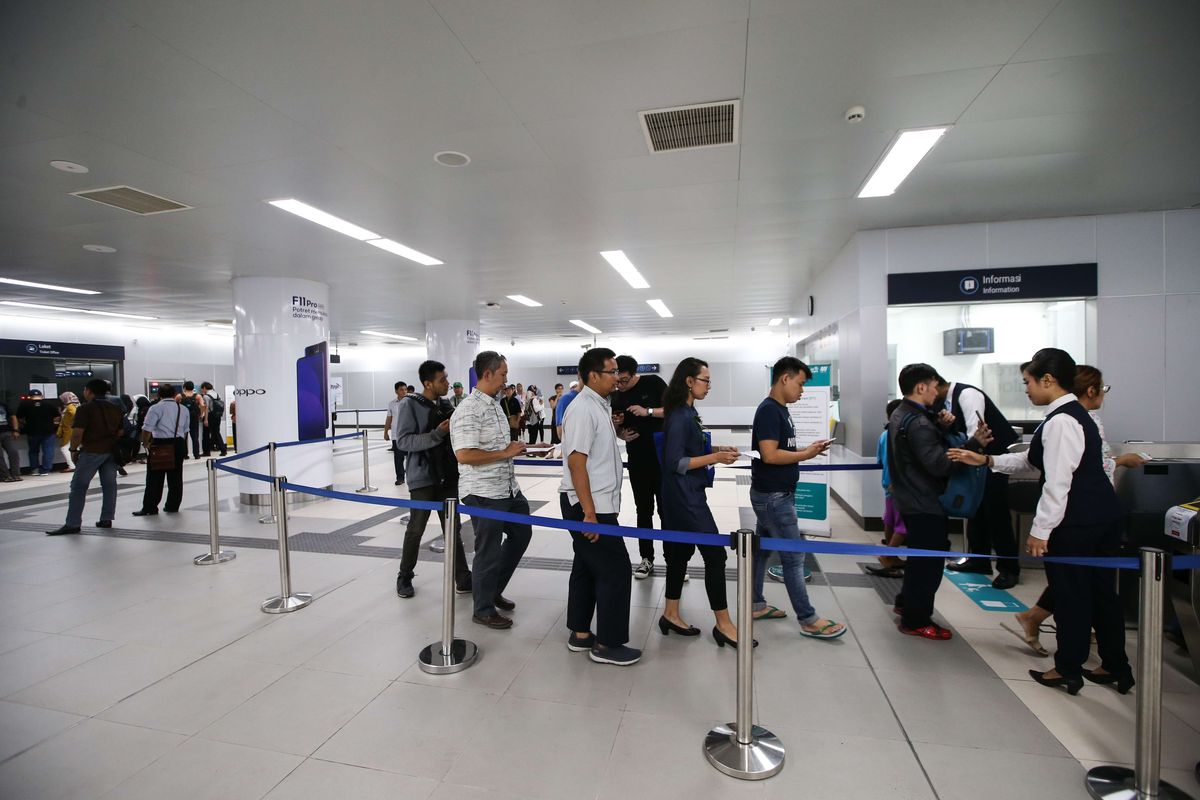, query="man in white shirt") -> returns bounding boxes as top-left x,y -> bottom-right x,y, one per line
134,384 -> 191,516
383,381 -> 408,485
450,352 -> 531,629
560,347 -> 640,666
